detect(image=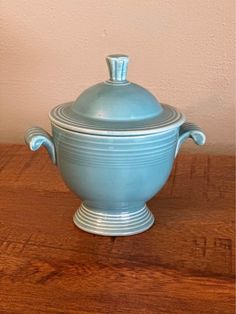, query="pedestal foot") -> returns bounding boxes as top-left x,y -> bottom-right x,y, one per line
73,202 -> 155,236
